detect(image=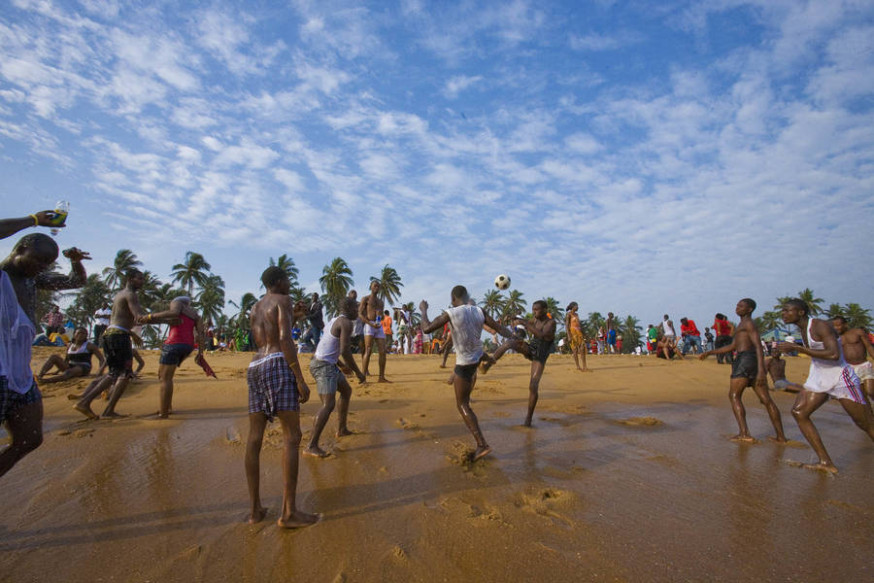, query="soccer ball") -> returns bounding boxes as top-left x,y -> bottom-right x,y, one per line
494,274 -> 511,290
